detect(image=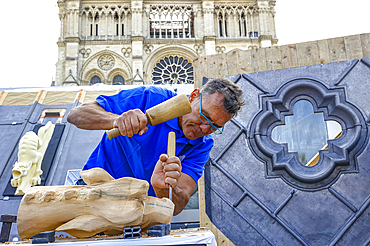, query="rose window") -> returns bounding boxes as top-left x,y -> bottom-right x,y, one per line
152,56 -> 194,84
98,55 -> 115,71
